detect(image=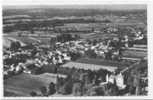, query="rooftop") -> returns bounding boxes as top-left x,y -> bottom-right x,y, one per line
76,58 -> 133,68
62,61 -> 117,72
